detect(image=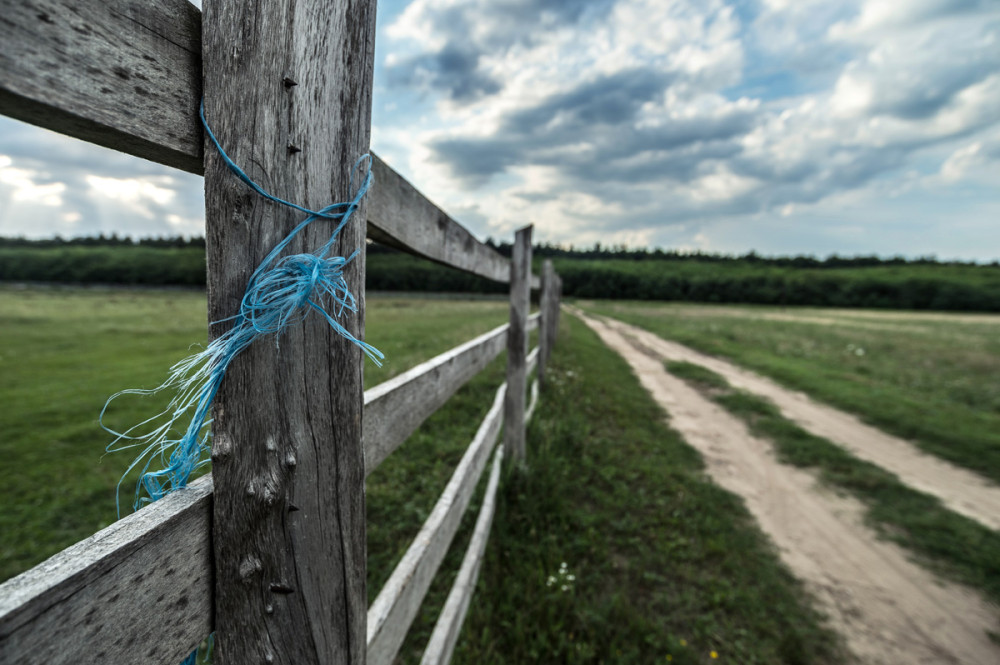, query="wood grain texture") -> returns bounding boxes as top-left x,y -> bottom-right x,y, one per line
0,2 -> 523,285
363,323 -> 507,474
538,260 -> 556,385
0,476 -> 213,665
202,0 -> 377,663
367,383 -> 506,665
504,226 -> 533,464
367,155 -> 509,283
555,276 -> 563,336
0,0 -> 202,172
419,445 -> 504,665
